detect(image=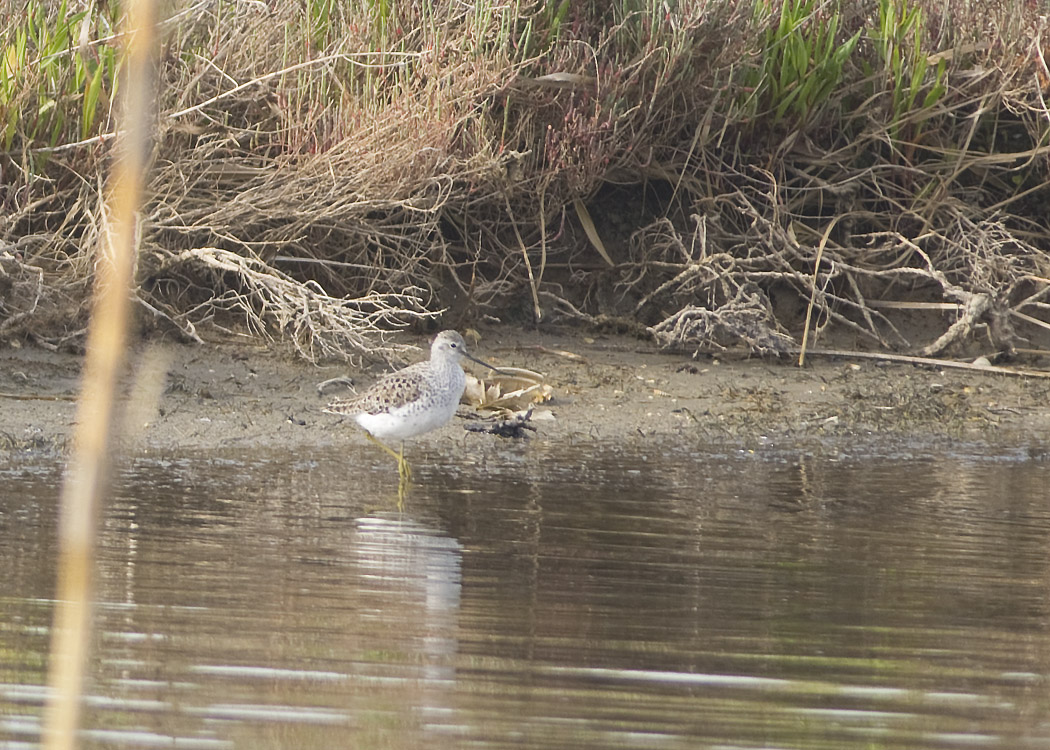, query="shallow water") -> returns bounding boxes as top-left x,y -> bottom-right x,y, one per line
1,441 -> 1049,749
